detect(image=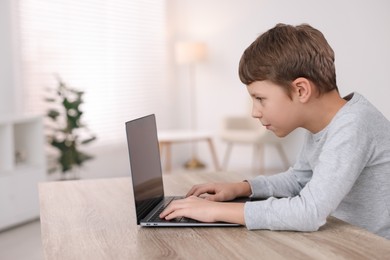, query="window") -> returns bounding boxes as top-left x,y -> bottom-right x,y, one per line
16,0 -> 170,145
